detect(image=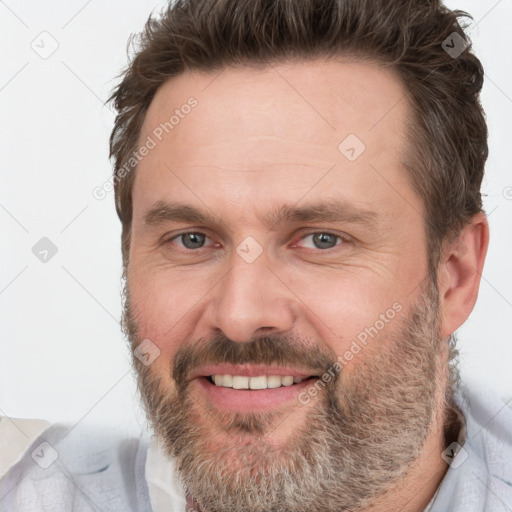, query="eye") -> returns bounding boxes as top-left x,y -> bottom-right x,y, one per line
164,230 -> 346,253
170,232 -> 210,250
299,232 -> 344,250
